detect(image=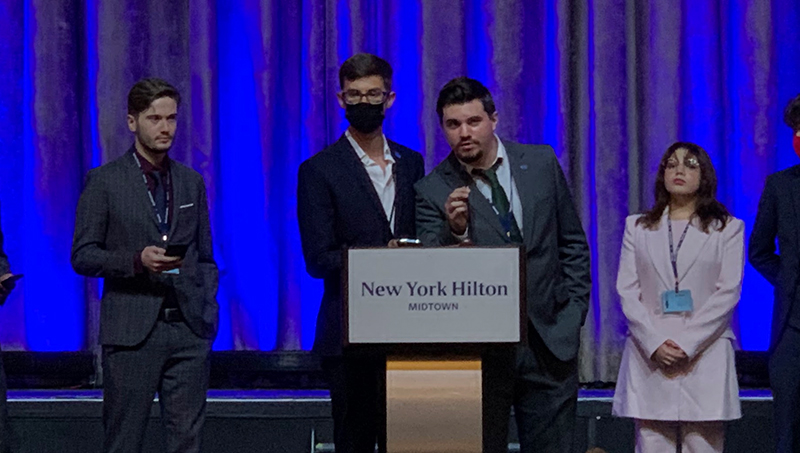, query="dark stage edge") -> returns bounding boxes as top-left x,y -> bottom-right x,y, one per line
7,389 -> 774,453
